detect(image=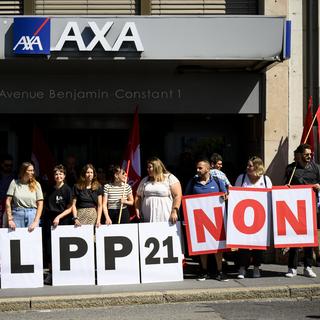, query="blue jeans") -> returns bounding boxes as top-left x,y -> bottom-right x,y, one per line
12,207 -> 37,228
